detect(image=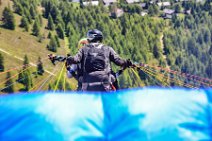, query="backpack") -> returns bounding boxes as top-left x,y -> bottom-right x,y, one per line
82,43 -> 111,82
